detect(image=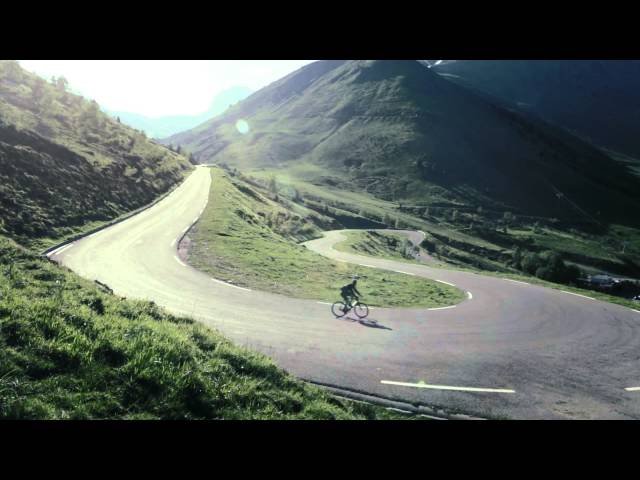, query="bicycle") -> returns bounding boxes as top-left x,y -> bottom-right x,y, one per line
331,298 -> 369,319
